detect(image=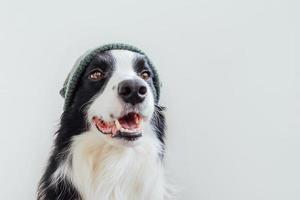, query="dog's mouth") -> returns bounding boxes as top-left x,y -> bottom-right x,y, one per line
92,112 -> 143,141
